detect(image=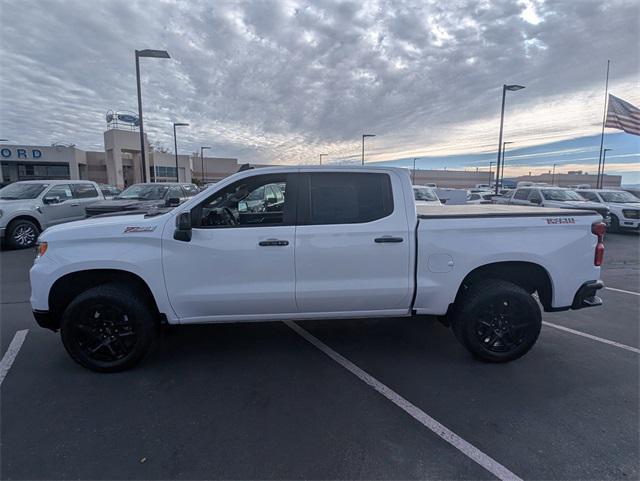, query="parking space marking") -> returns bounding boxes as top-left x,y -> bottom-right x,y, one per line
542,321 -> 640,354
0,329 -> 28,387
605,287 -> 640,296
285,321 -> 523,481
